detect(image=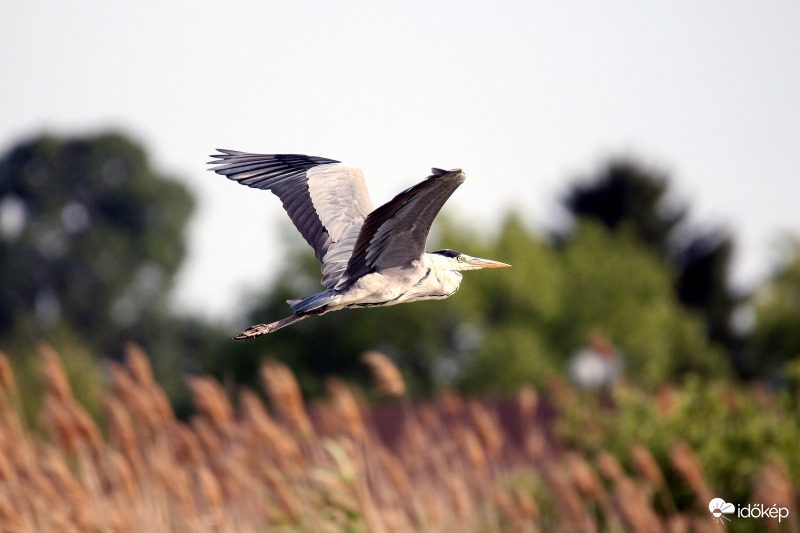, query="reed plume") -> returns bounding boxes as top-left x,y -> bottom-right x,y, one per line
188,376 -> 234,432
260,360 -> 313,436
362,351 -> 406,397
326,378 -> 367,440
0,351 -> 16,394
39,342 -> 72,402
670,439 -> 712,505
630,443 -> 664,487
